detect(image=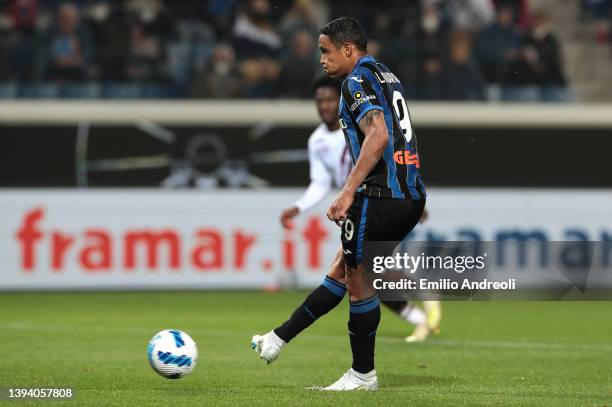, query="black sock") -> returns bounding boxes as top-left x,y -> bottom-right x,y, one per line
274,276 -> 346,343
381,300 -> 407,315
349,296 -> 381,374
